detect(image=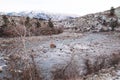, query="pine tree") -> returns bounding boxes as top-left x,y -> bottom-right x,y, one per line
110,19 -> 118,31
48,18 -> 54,28
110,7 -> 115,16
0,15 -> 9,36
36,21 -> 41,28
25,17 -> 30,27
2,15 -> 9,26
